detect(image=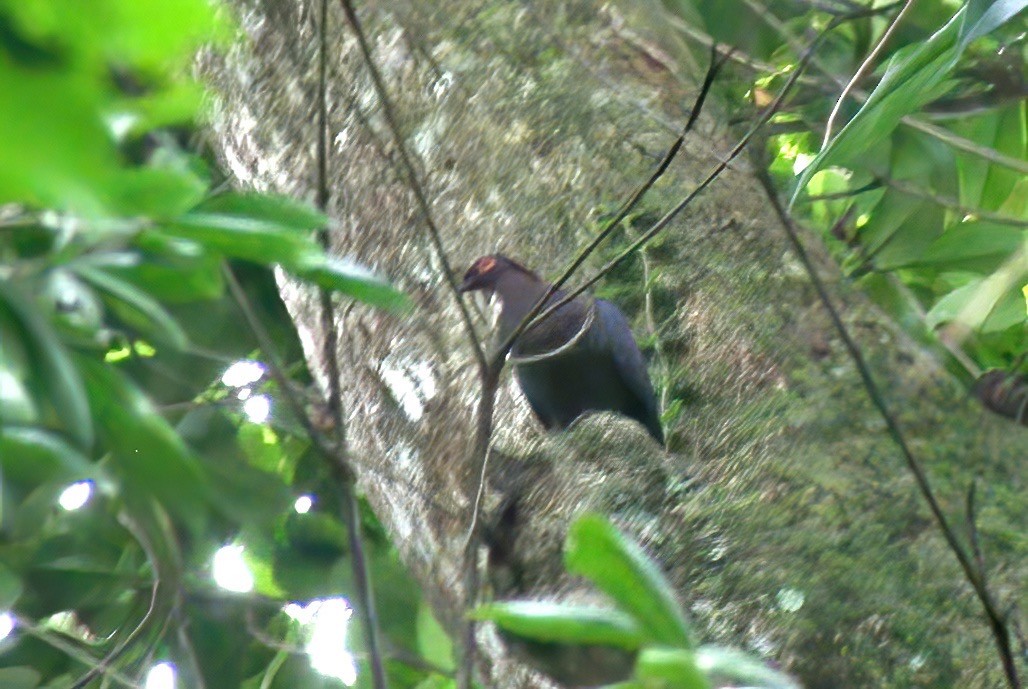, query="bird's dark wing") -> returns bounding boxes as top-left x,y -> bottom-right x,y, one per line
593,299 -> 663,442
